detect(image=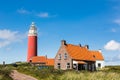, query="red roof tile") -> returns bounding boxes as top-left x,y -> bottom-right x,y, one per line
90,51 -> 104,60
31,56 -> 54,66
32,56 -> 47,63
65,44 -> 103,61
46,59 -> 54,66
